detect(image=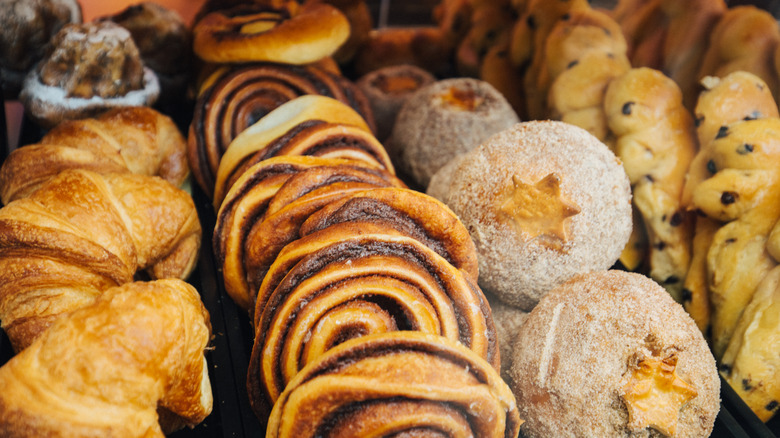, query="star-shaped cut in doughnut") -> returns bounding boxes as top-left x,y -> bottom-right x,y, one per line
621,353 -> 698,437
498,173 -> 580,249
